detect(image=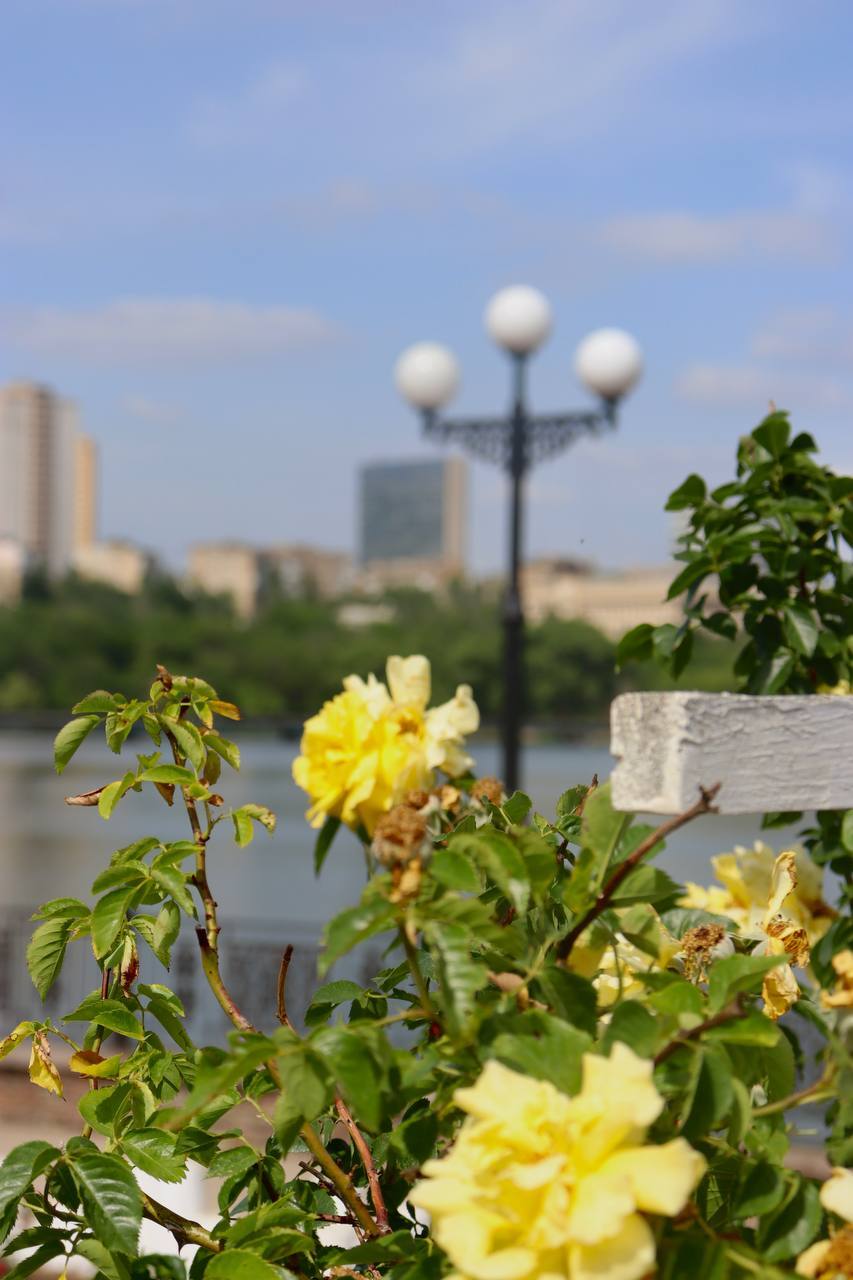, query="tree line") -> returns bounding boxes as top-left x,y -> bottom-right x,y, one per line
0,571 -> 734,725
